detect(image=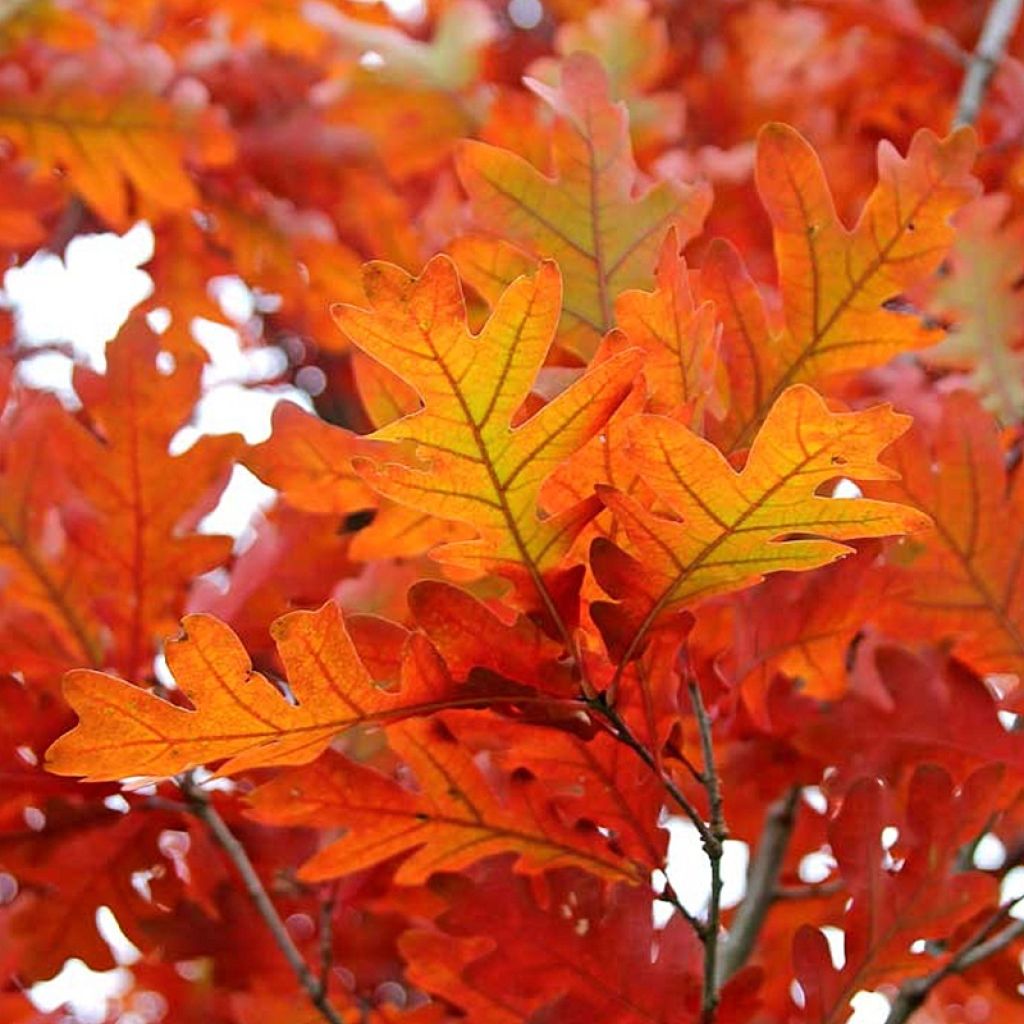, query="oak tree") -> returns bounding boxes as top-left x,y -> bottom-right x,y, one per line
2,2 -> 1024,1023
